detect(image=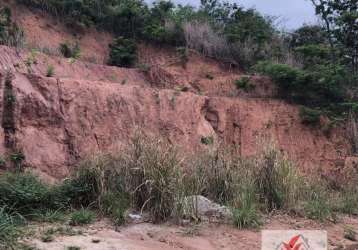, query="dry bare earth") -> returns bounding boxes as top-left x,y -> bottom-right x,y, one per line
27,215 -> 358,250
